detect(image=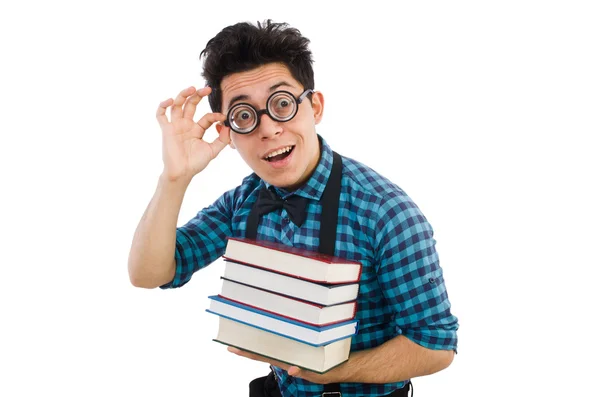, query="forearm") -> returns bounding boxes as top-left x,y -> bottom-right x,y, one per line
332,334 -> 454,384
128,173 -> 191,288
